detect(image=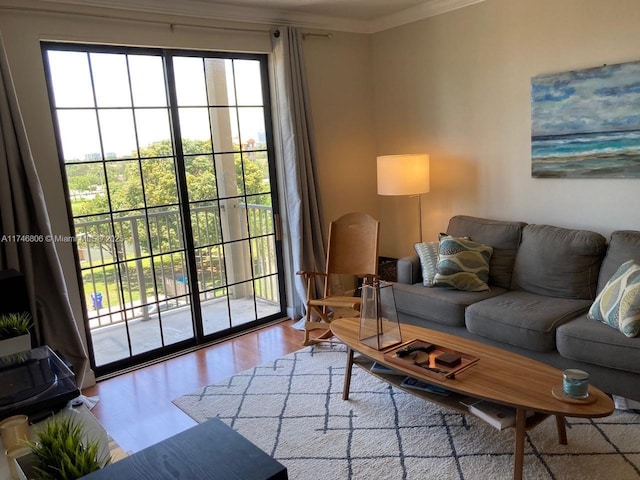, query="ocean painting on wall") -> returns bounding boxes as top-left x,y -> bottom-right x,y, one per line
531,61 -> 640,178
